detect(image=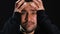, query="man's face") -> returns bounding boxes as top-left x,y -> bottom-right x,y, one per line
20,4 -> 37,33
